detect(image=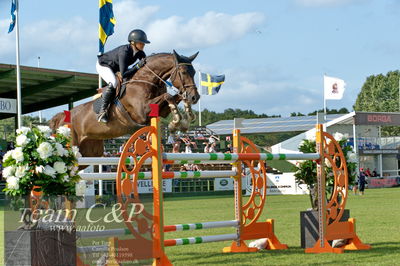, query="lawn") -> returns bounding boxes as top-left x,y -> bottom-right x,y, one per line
164,187 -> 400,265
0,187 -> 399,265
